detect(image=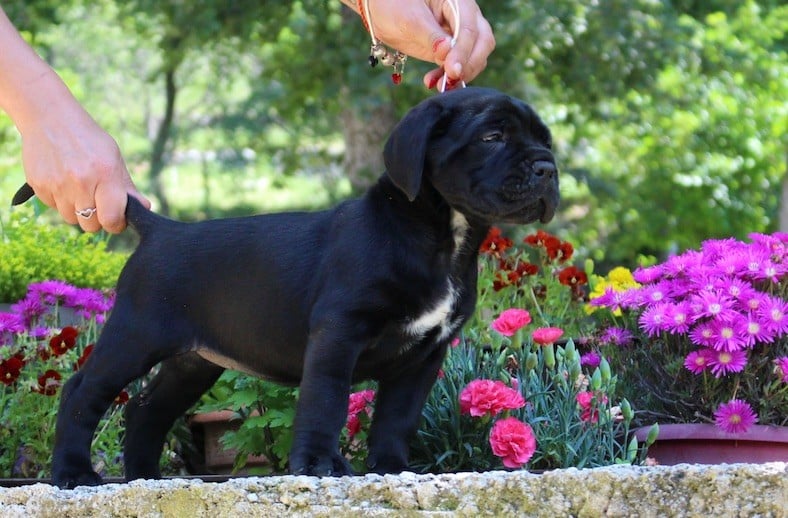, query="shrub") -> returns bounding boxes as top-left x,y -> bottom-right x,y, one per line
0,209 -> 128,302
